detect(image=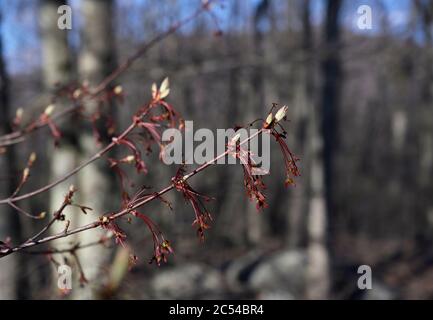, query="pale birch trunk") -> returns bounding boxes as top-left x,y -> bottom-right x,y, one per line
305,109 -> 330,299
39,0 -> 78,297
75,0 -> 116,299
40,0 -> 76,230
